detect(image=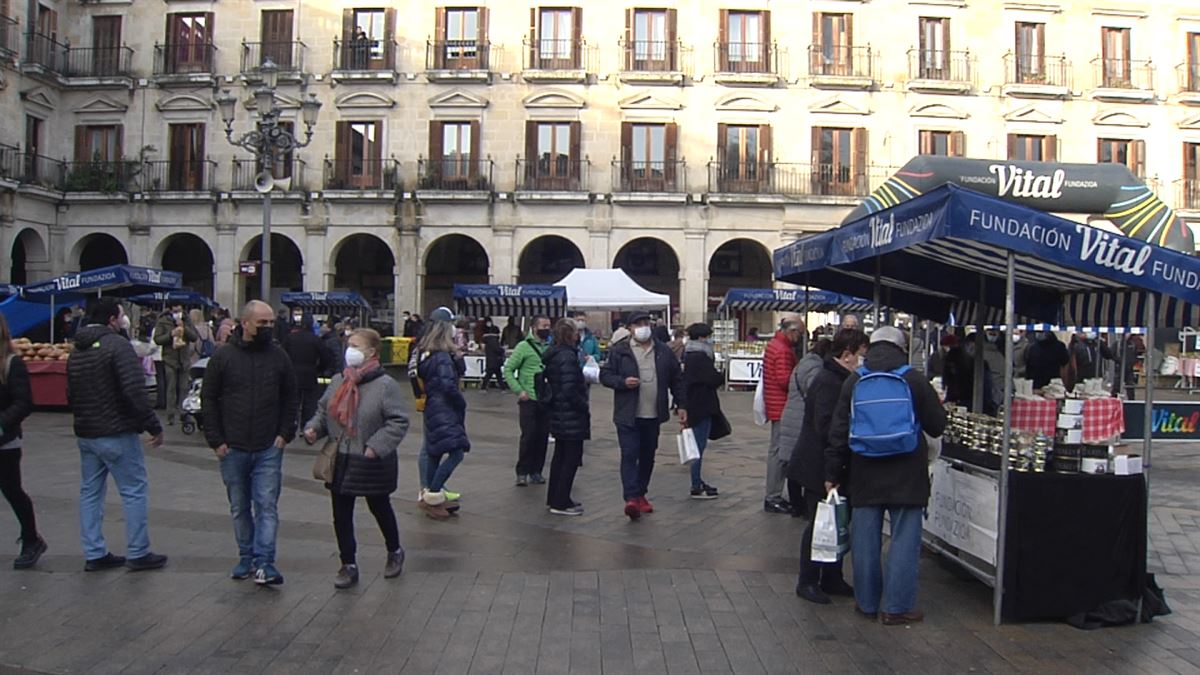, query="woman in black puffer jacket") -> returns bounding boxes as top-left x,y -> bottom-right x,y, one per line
0,313 -> 44,569
416,320 -> 469,519
542,318 -> 590,516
